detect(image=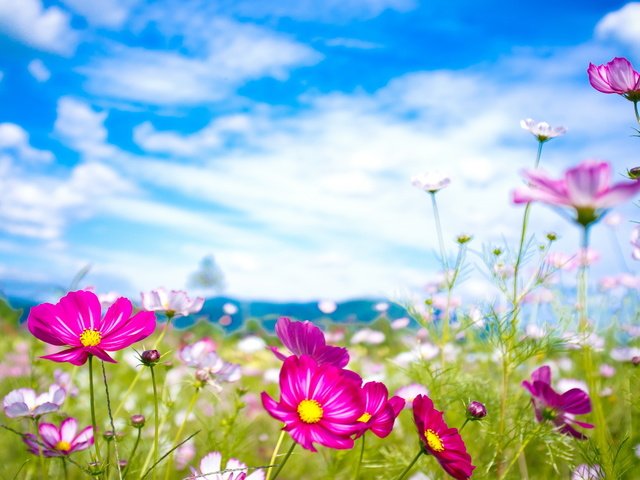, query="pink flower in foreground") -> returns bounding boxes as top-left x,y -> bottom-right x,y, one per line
520,118 -> 567,142
412,395 -> 475,480
141,287 -> 204,318
588,57 -> 640,101
189,451 -> 264,480
522,365 -> 593,439
27,290 -> 156,366
355,382 -> 405,439
513,160 -> 640,227
269,317 -> 350,368
261,355 -> 363,452
23,417 -> 93,457
3,385 -> 65,418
